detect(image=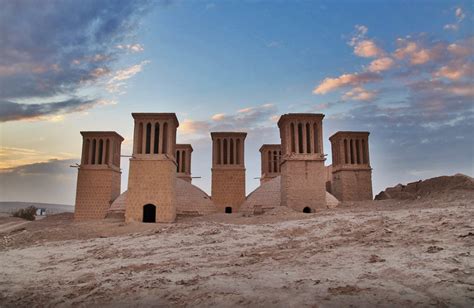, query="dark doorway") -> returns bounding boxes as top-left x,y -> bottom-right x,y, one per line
303,207 -> 312,213
143,204 -> 156,223
225,207 -> 232,214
